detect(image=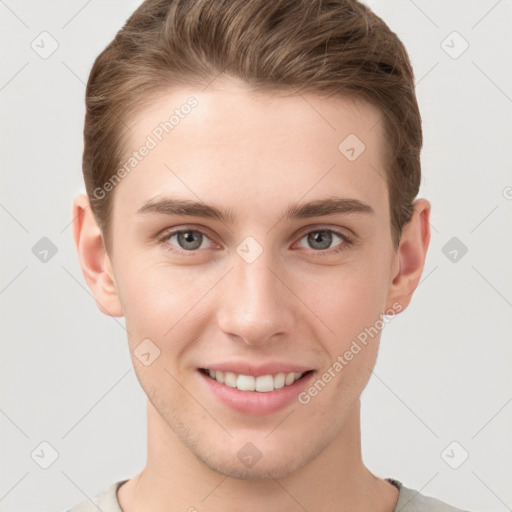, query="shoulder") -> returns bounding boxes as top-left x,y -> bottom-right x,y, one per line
64,480 -> 127,512
390,478 -> 472,512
